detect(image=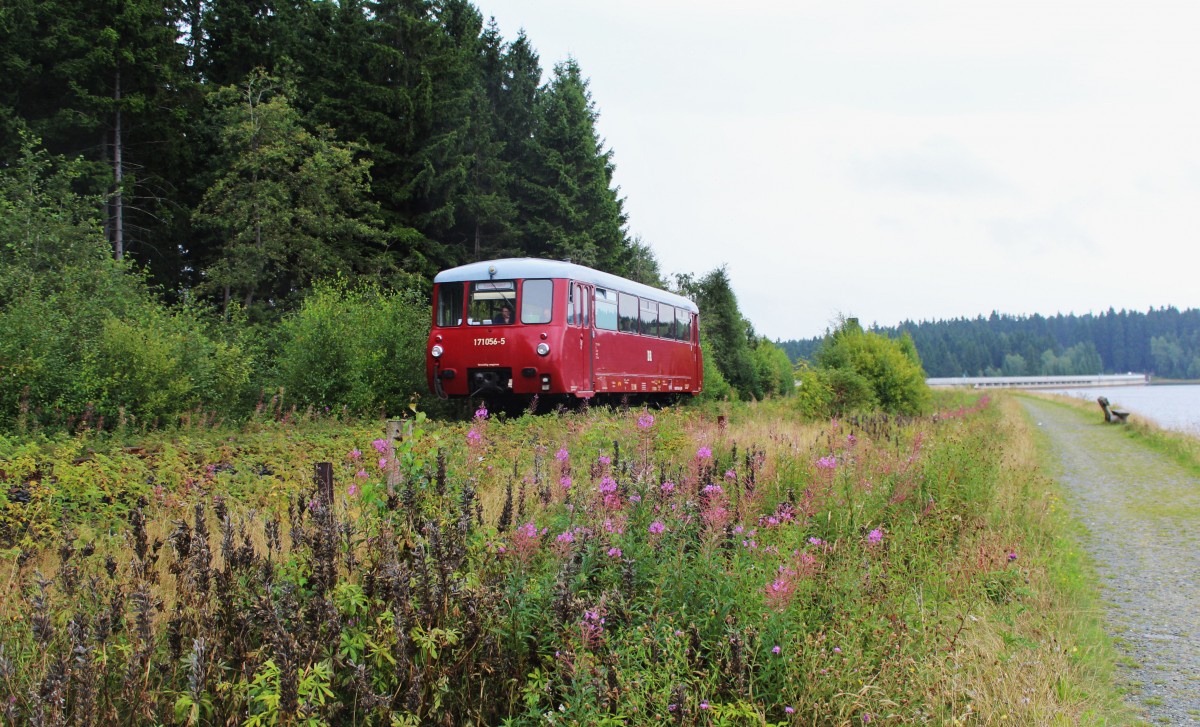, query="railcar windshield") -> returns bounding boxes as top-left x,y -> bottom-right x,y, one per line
436,282 -> 464,327
521,279 -> 553,324
467,280 -> 516,325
